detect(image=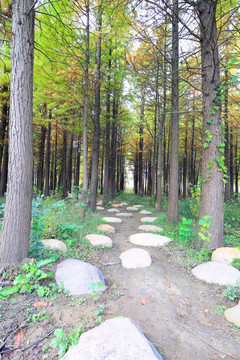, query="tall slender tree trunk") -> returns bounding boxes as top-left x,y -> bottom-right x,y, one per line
224,69 -> 230,202
138,94 -> 144,196
235,136 -> 238,195
67,134 -> 73,193
89,4 -> 102,211
60,127 -> 67,198
44,118 -> 51,197
74,136 -> 81,187
0,100 -> 8,169
0,0 -> 35,272
182,127 -> 188,199
151,65 -> 159,197
229,123 -> 234,197
0,142 -> 8,197
37,125 -> 46,193
53,121 -> 58,191
195,0 -> 224,250
167,0 -> 179,221
109,95 -> 117,199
